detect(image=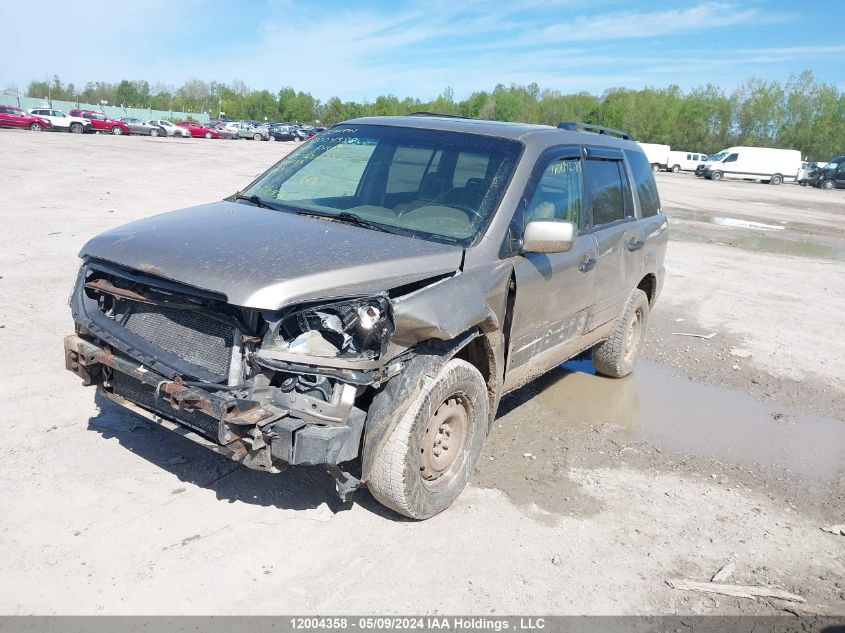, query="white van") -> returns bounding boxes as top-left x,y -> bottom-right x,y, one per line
665,150 -> 708,173
702,146 -> 802,185
637,143 -> 671,171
